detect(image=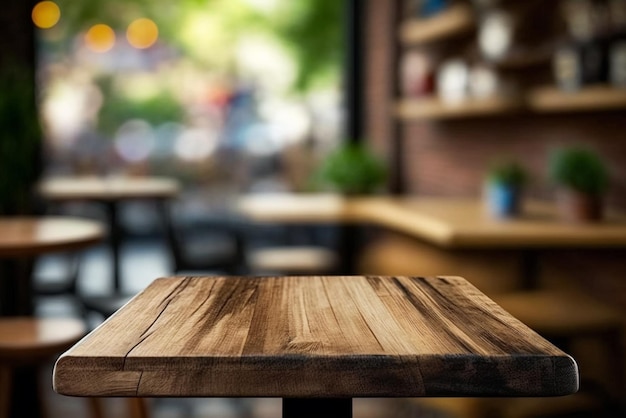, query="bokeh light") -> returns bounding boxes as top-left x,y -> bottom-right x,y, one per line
85,24 -> 116,53
32,1 -> 61,29
126,18 -> 159,49
174,128 -> 218,162
114,120 -> 155,162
